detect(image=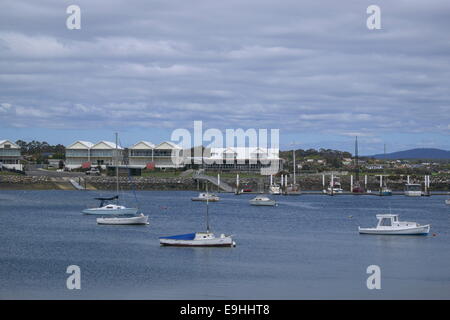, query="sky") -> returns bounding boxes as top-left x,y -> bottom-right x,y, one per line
0,0 -> 449,155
